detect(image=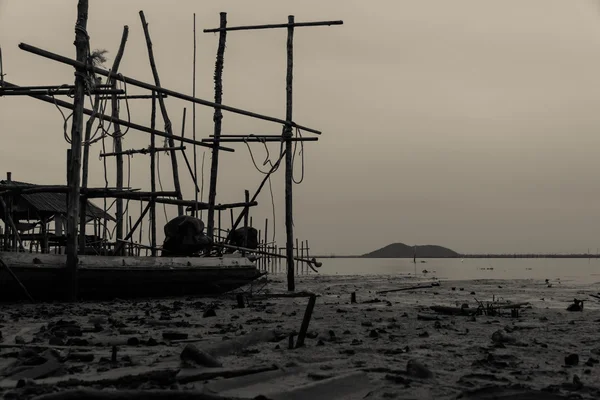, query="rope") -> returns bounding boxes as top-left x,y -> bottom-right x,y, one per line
242,135 -> 284,245
291,127 -> 305,184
